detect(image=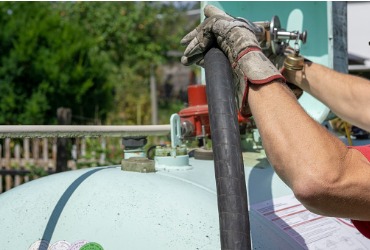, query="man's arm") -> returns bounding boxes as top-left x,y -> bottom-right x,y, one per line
180,4 -> 370,221
248,80 -> 370,221
284,62 -> 370,131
